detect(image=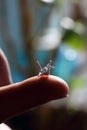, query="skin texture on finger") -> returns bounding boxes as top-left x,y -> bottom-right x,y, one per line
0,75 -> 69,123
0,49 -> 12,86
